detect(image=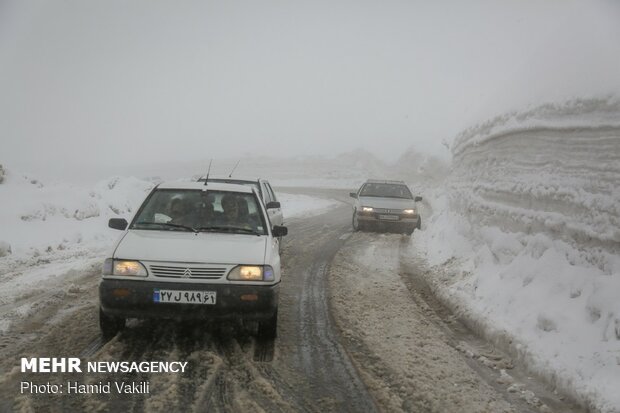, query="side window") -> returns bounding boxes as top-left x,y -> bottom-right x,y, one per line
359,183 -> 368,196
266,182 -> 277,202
261,182 -> 273,204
